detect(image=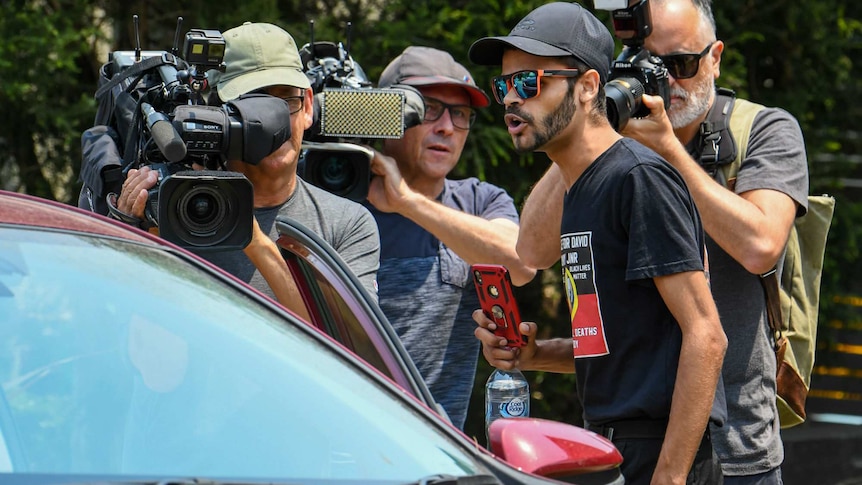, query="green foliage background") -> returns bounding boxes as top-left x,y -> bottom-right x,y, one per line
2,0 -> 861,444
